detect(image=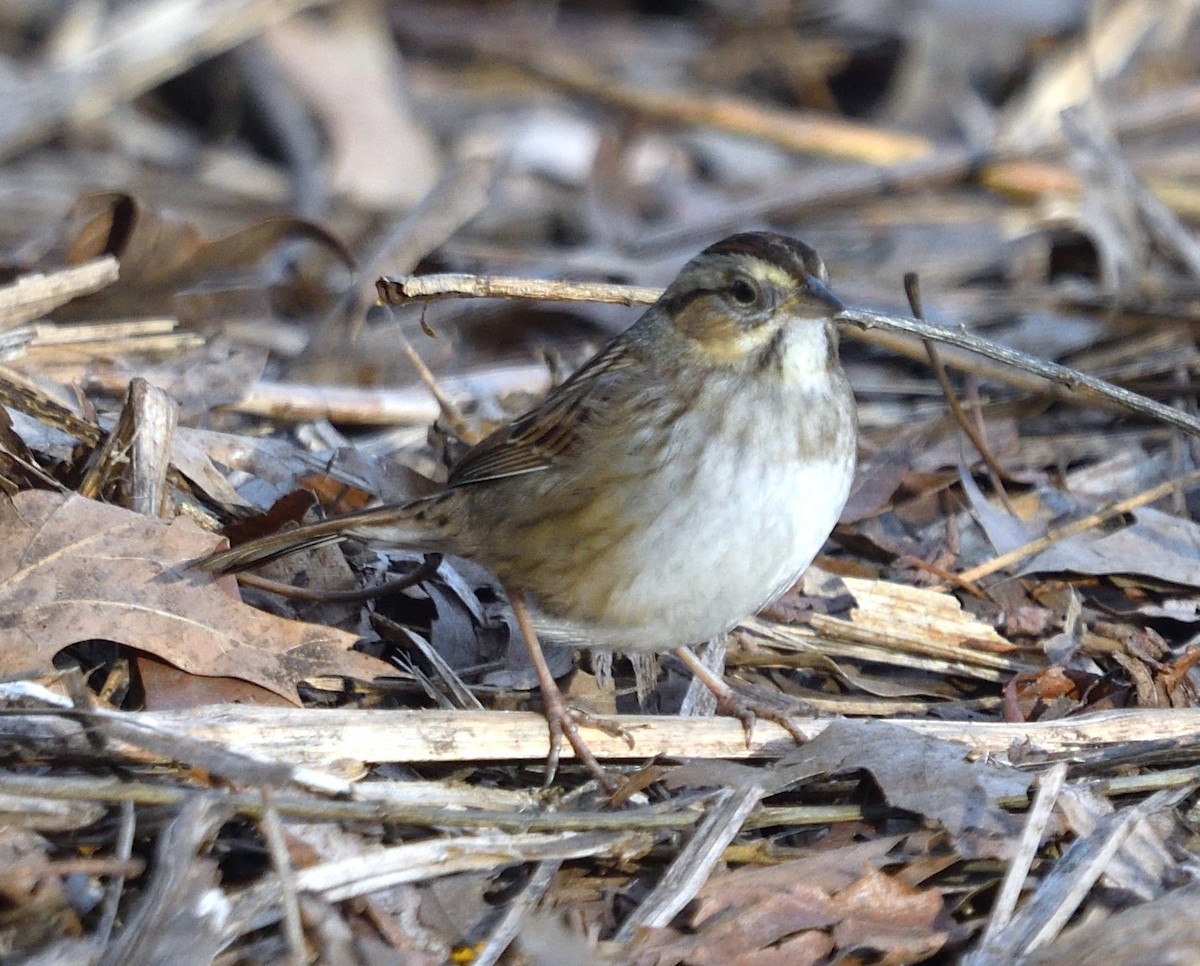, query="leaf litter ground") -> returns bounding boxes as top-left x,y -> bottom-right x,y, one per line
2,2 -> 1200,963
